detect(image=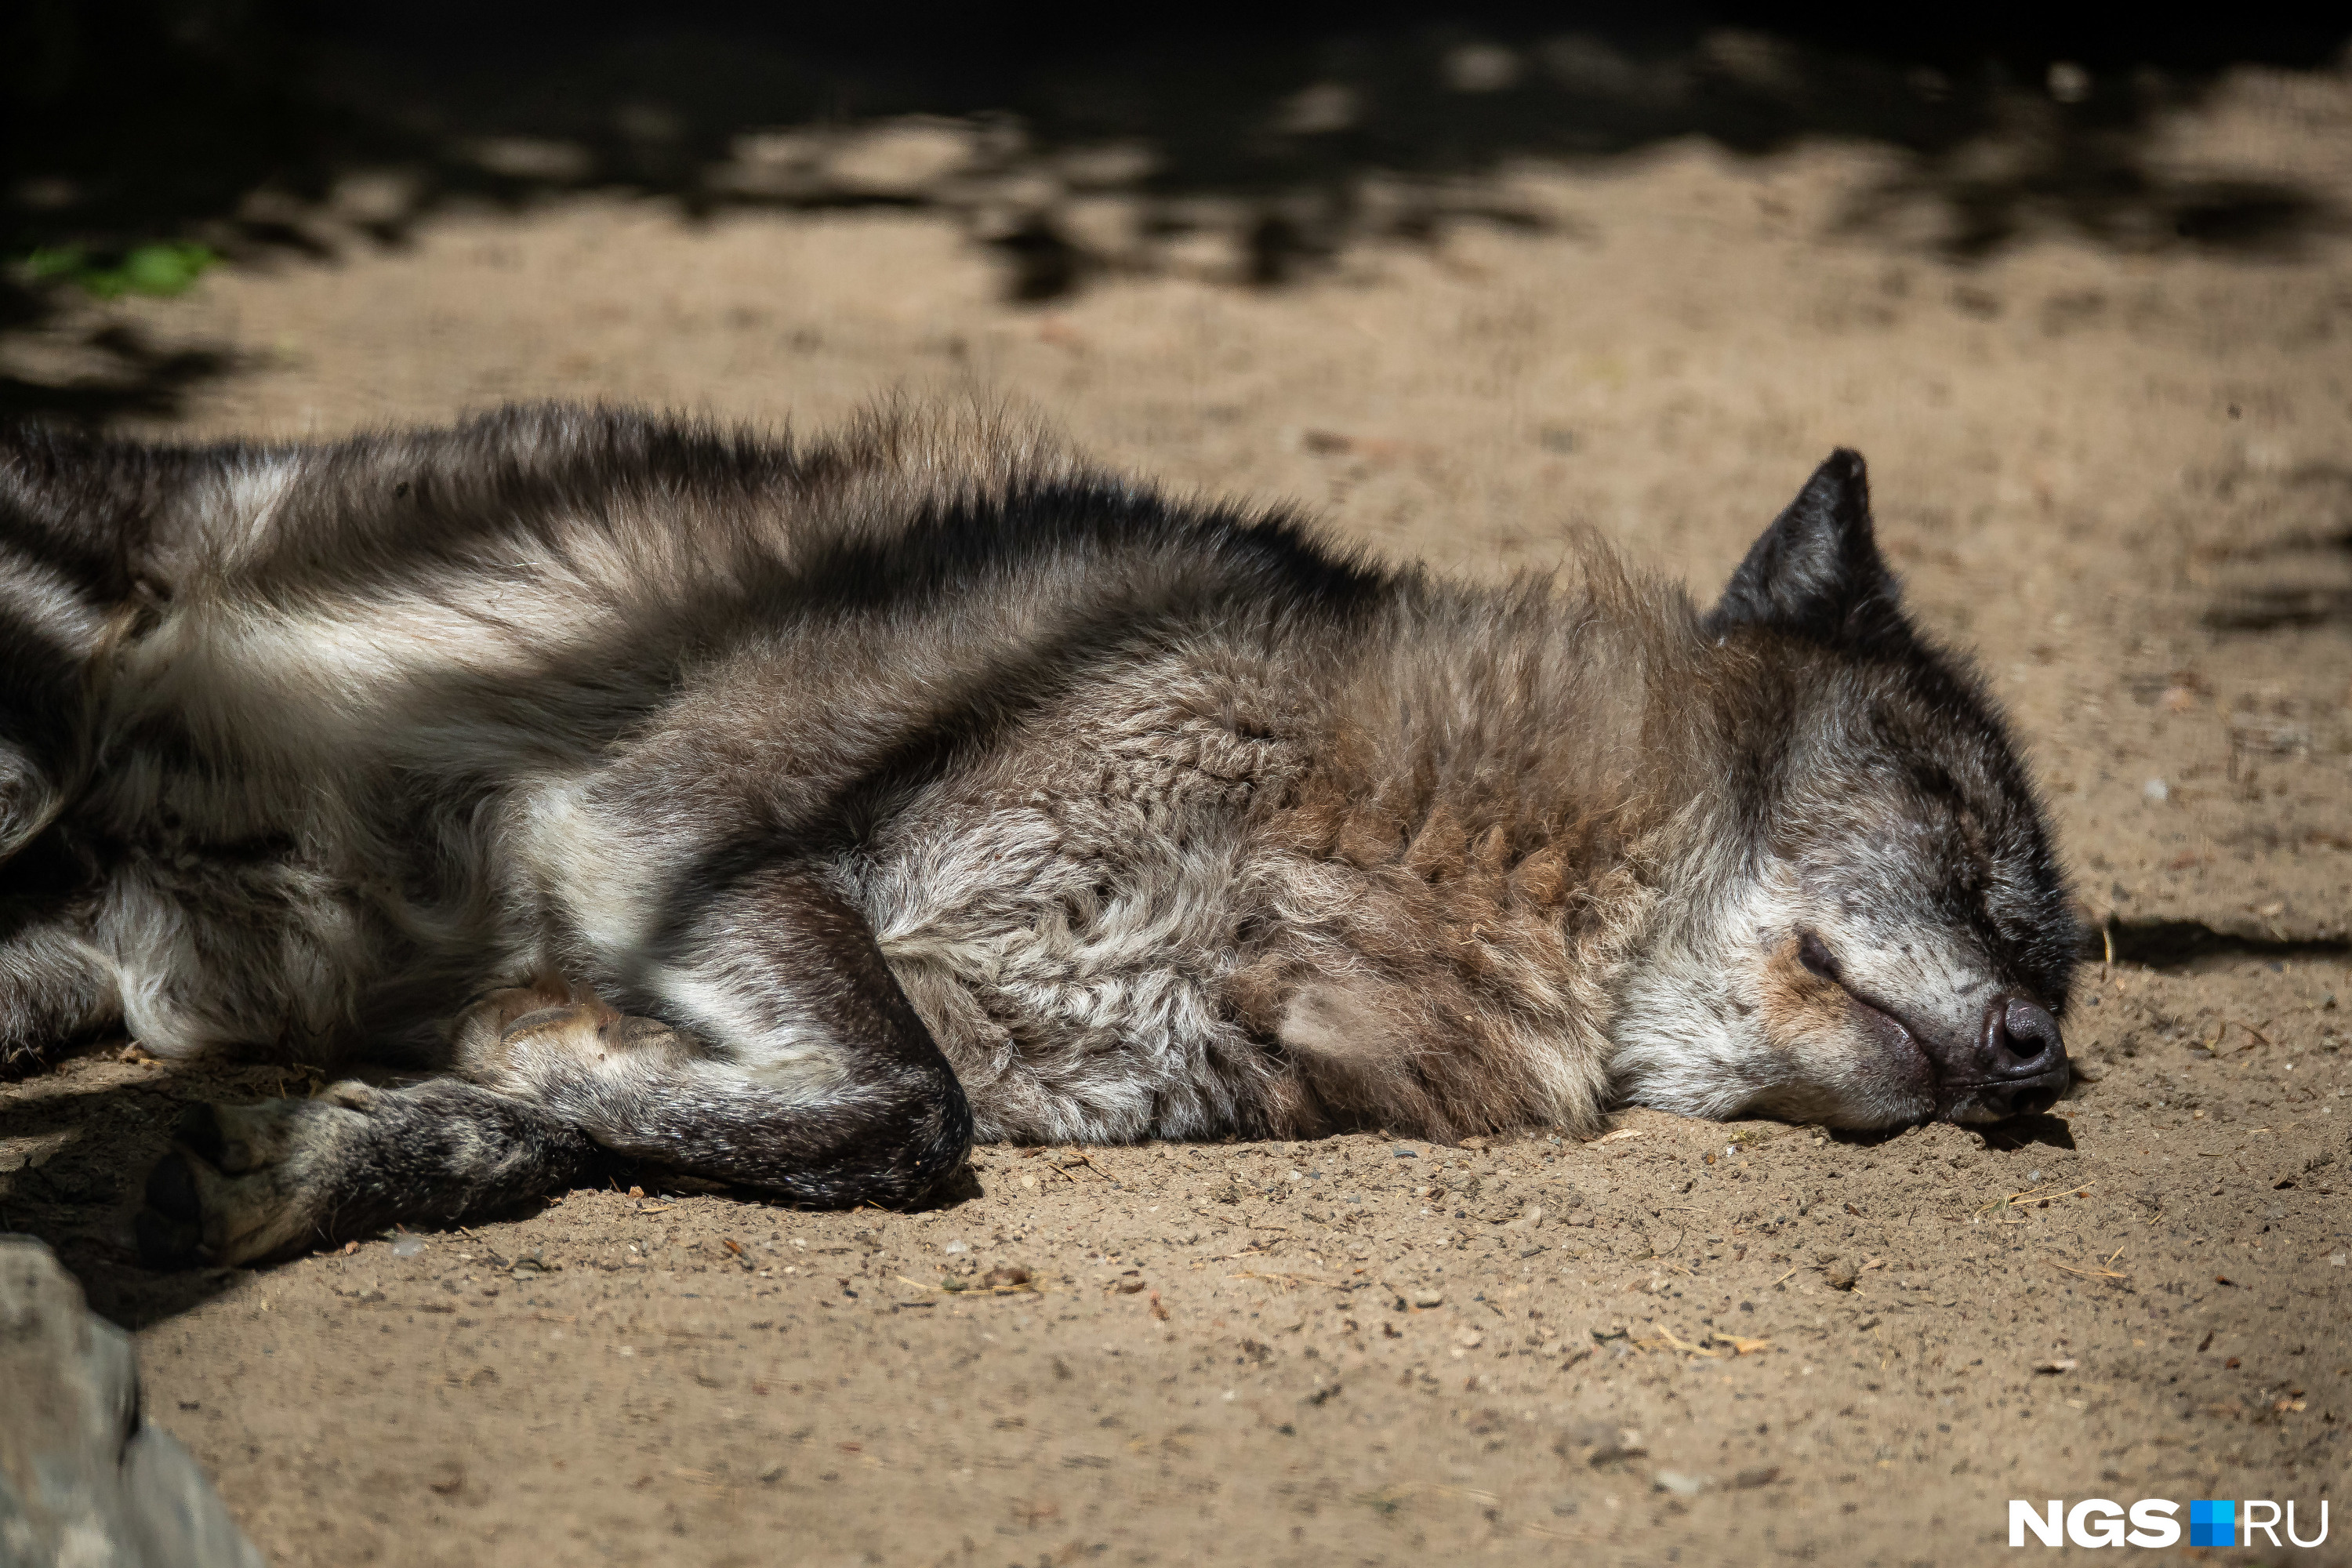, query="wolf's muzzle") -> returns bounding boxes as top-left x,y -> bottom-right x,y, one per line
1943,996 -> 2069,1122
